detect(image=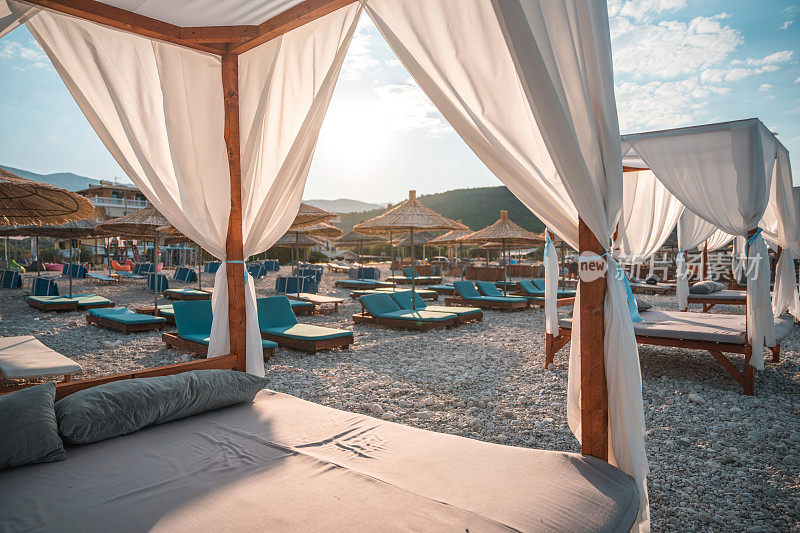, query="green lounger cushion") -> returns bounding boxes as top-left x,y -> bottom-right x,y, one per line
89,307 -> 166,324
453,281 -> 482,299
164,289 -> 209,296
519,280 -> 575,298
75,295 -> 112,306
360,293 -> 402,317
256,297 -> 298,329
28,296 -> 75,305
262,324 -> 352,341
153,305 -> 175,318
